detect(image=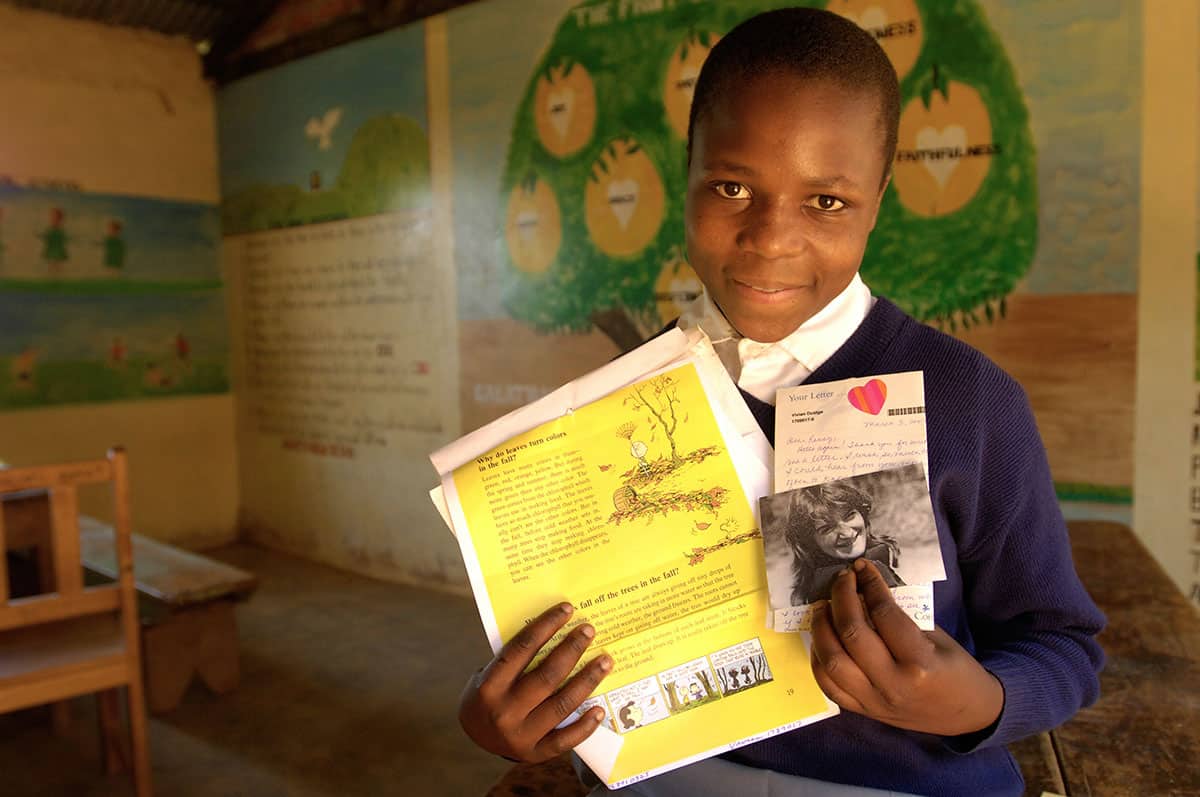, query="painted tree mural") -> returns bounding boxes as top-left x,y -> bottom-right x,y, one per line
500,0 -> 1036,349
